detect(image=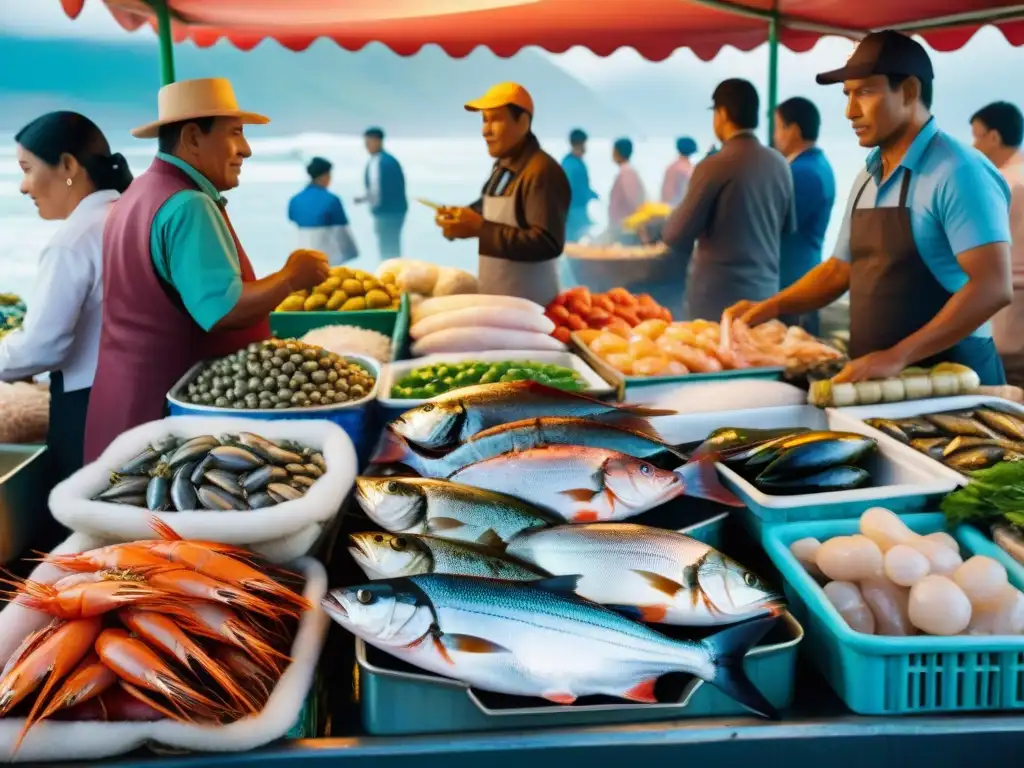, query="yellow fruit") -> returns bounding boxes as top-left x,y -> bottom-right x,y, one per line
304,293 -> 328,311
391,300 -> 401,309
352,270 -> 371,281
380,271 -> 397,284
365,289 -> 392,309
362,279 -> 381,293
576,329 -> 602,345
276,295 -> 305,312
341,279 -> 365,295
326,290 -> 348,310
296,289 -> 310,299
341,296 -> 367,311
384,283 -> 401,299
315,277 -> 341,296
633,319 -> 668,340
